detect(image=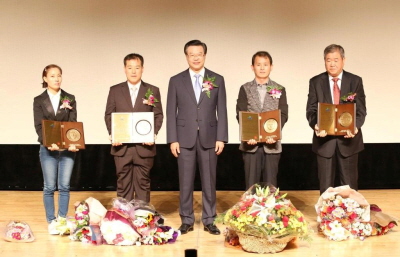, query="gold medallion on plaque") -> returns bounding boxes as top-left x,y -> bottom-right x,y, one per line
66,129 -> 81,142
338,112 -> 353,127
263,119 -> 278,133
